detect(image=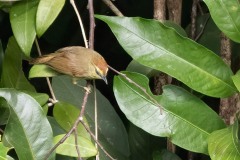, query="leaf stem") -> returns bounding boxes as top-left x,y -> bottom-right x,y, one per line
101,0 -> 124,16
108,65 -> 163,114
34,39 -> 57,102
70,0 -> 88,48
